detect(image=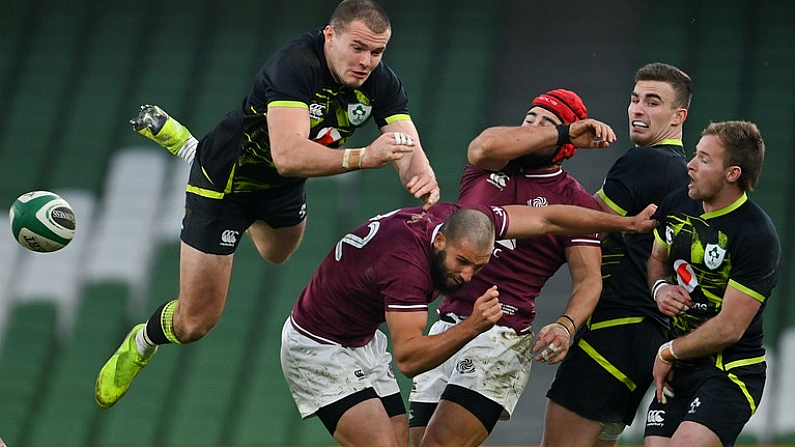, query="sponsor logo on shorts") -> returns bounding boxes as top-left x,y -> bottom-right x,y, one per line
220,229 -> 239,247
647,409 -> 665,426
689,397 -> 701,414
299,203 -> 307,219
354,369 -> 365,379
455,358 -> 476,374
